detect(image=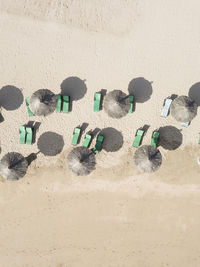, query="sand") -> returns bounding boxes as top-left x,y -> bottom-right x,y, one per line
0,0 -> 200,266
